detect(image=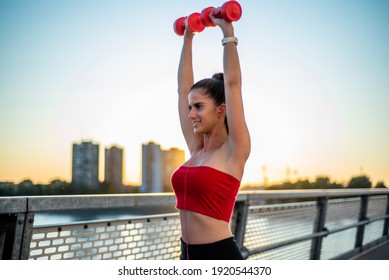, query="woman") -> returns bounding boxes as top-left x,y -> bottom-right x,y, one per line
171,13 -> 250,260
